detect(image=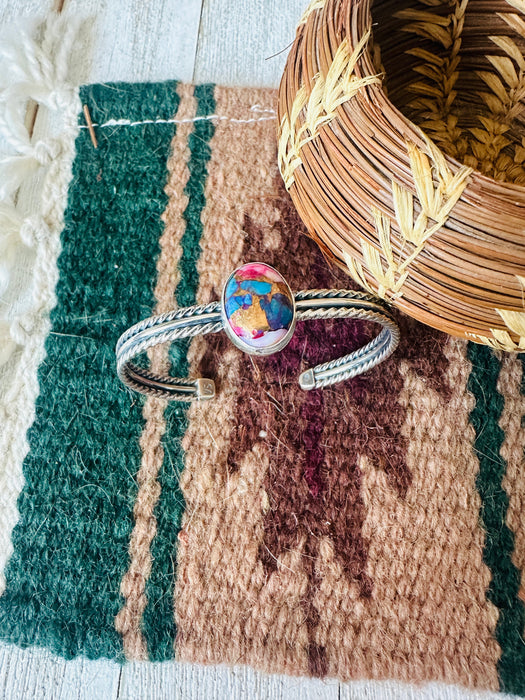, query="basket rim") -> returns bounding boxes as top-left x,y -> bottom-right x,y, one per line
277,0 -> 525,349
